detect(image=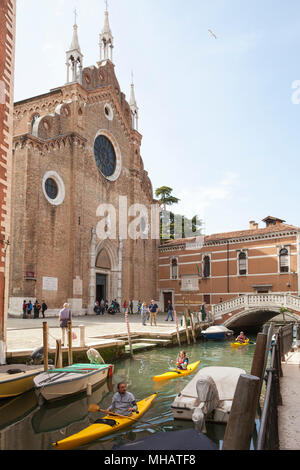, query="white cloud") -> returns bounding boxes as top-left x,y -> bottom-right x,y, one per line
175,171 -> 239,221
